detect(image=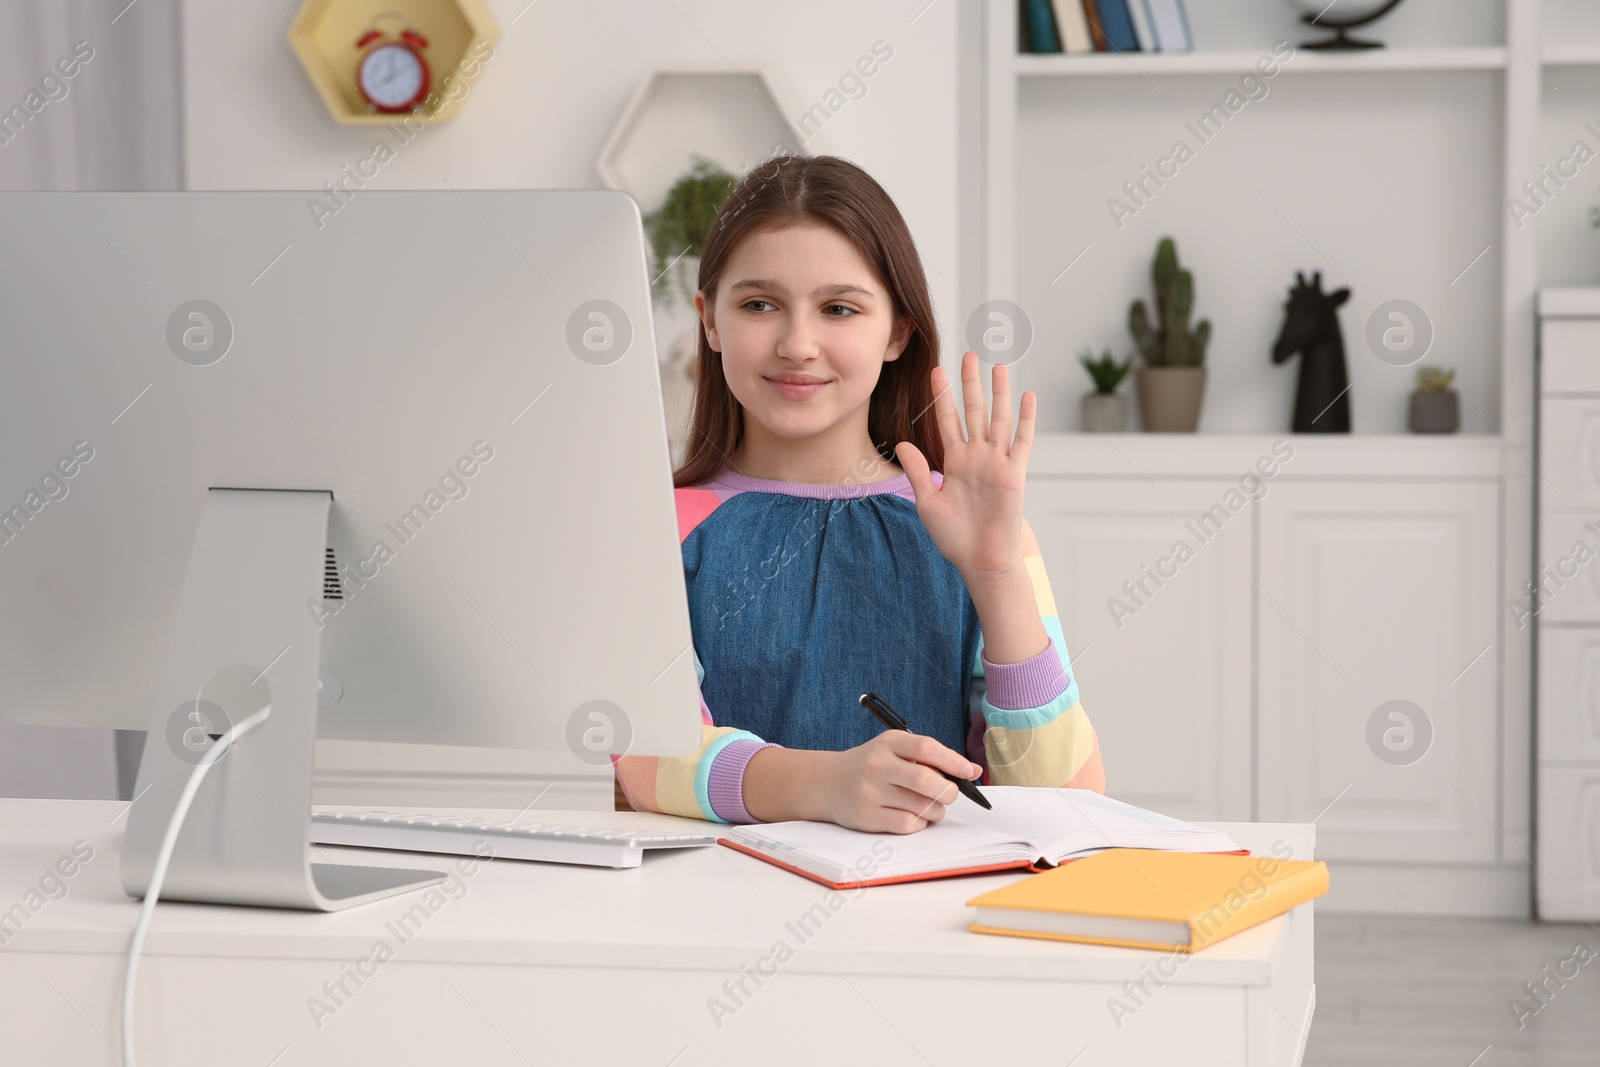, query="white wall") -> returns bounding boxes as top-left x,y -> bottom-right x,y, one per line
1537,62 -> 1600,286
181,0 -> 965,371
